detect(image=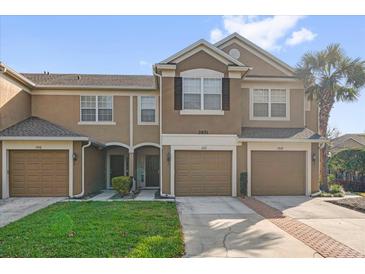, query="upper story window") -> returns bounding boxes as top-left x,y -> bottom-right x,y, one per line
182,78 -> 222,111
80,95 -> 113,123
251,88 -> 289,120
138,96 -> 158,125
